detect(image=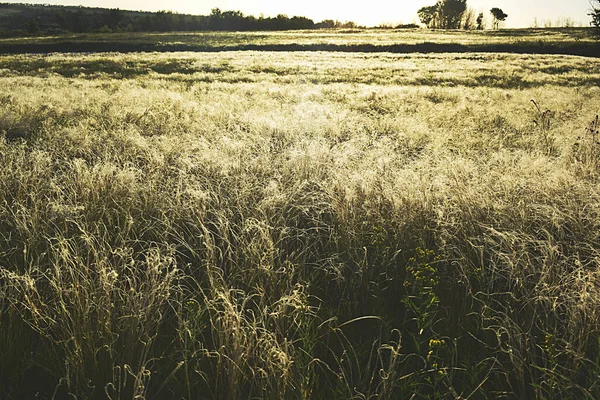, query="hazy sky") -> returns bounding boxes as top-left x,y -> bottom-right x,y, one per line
3,0 -> 595,28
